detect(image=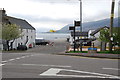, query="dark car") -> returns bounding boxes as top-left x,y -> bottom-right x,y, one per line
35,39 -> 49,45
17,45 -> 27,50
